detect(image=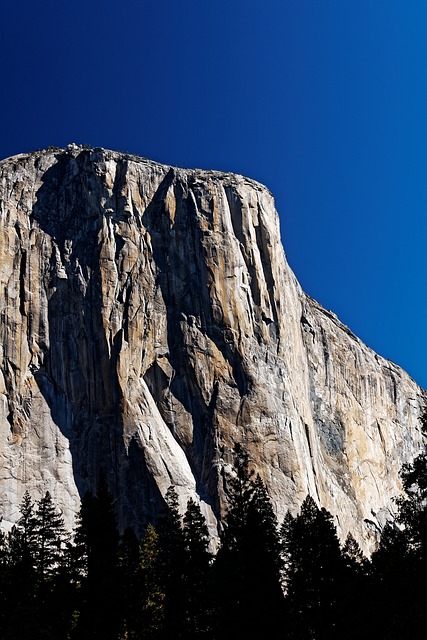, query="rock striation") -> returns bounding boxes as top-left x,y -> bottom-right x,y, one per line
0,145 -> 425,551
